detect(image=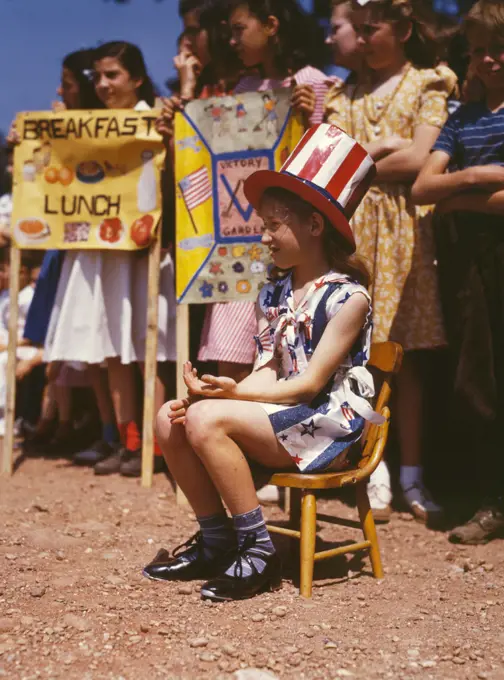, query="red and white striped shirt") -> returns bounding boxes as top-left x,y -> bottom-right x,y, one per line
234,65 -> 333,125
